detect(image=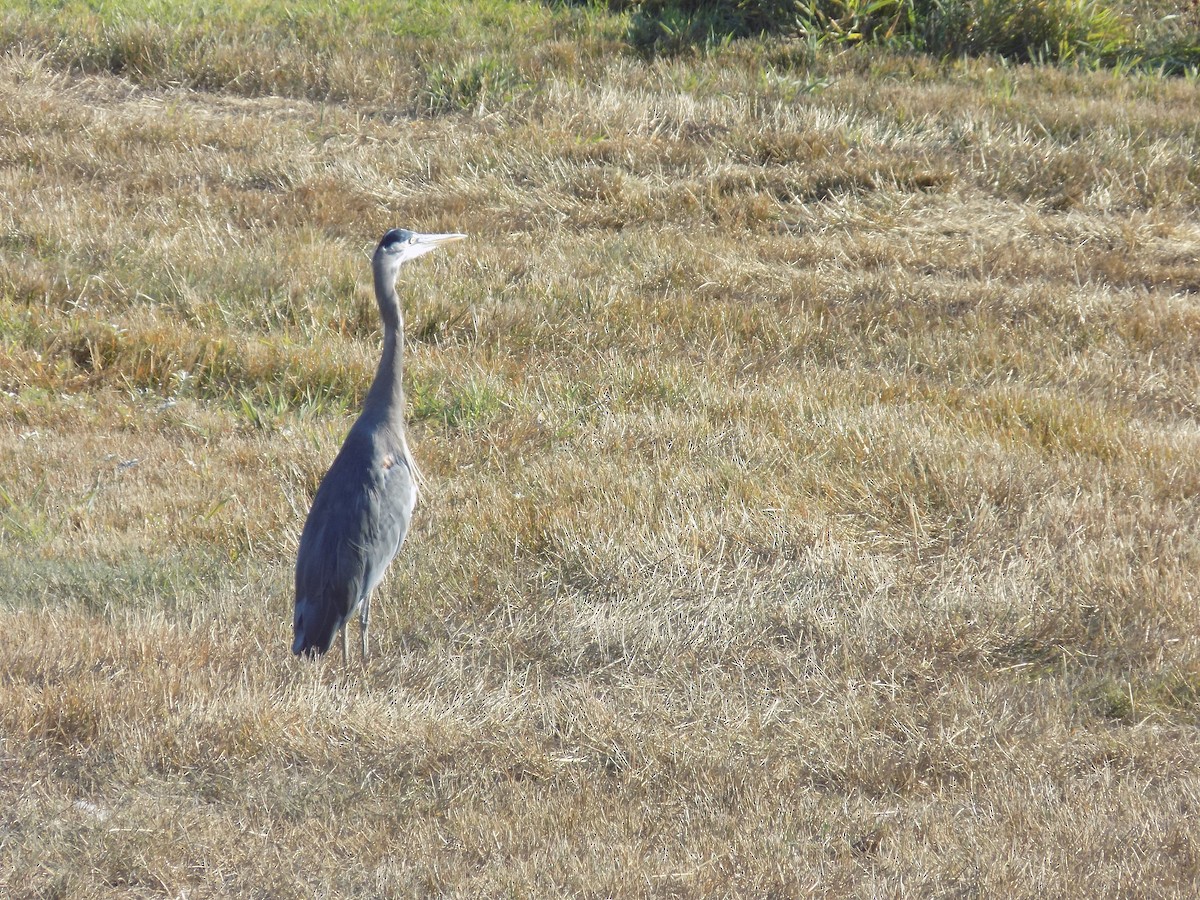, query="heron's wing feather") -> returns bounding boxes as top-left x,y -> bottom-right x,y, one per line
293,468 -> 372,652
